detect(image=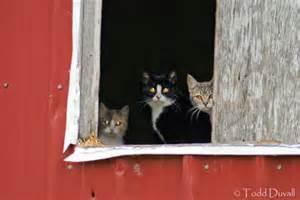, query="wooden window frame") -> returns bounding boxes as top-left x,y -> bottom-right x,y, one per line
64,0 -> 300,162
64,0 -> 102,152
